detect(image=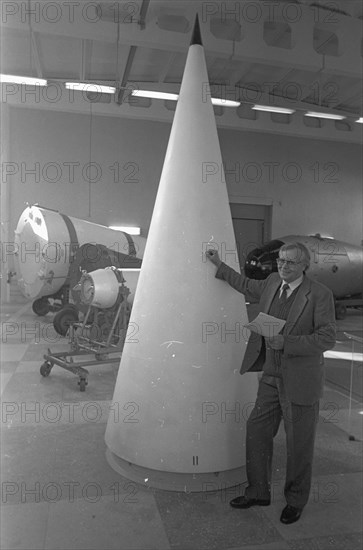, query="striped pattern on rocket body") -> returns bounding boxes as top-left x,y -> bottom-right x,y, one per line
14,205 -> 146,299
